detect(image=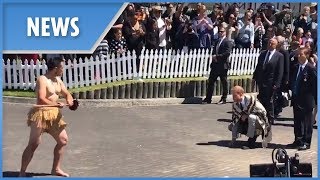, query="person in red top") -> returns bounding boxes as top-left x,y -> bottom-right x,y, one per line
18,54 -> 41,63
